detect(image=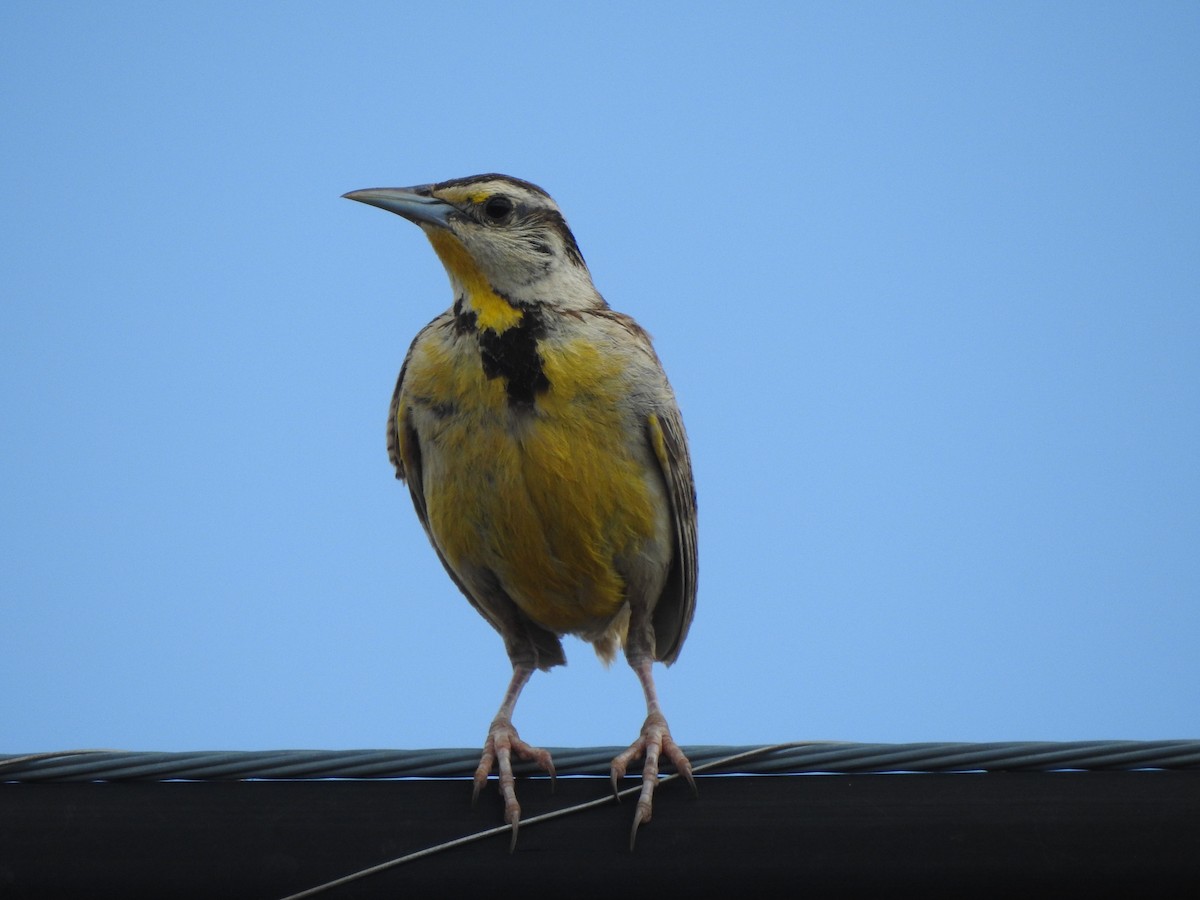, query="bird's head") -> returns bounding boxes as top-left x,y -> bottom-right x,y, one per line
344,174 -> 600,309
